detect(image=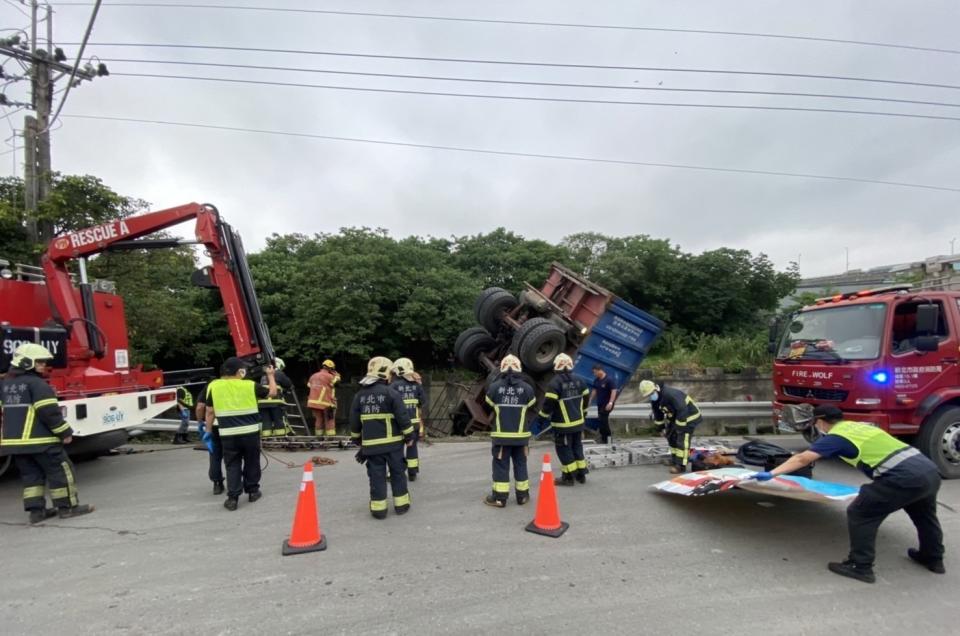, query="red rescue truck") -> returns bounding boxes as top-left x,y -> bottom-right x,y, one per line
1,203 -> 275,477
772,285 -> 960,478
